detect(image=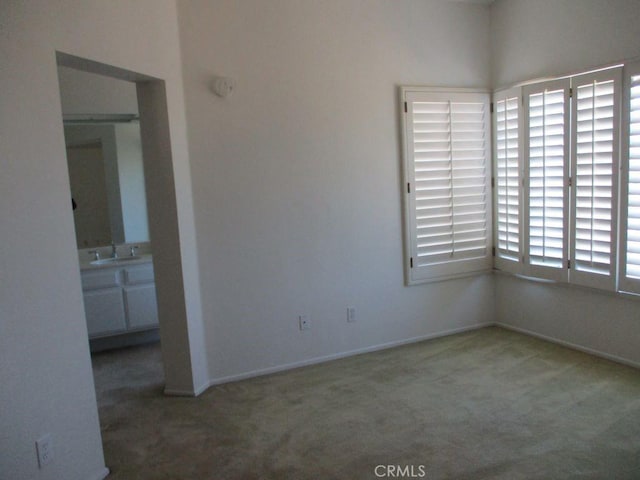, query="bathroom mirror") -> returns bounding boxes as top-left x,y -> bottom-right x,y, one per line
64,120 -> 149,249
58,65 -> 150,249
